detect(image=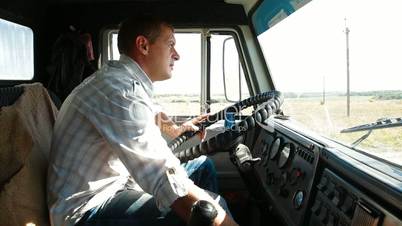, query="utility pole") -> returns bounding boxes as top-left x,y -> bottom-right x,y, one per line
322,75 -> 325,105
344,18 -> 351,117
